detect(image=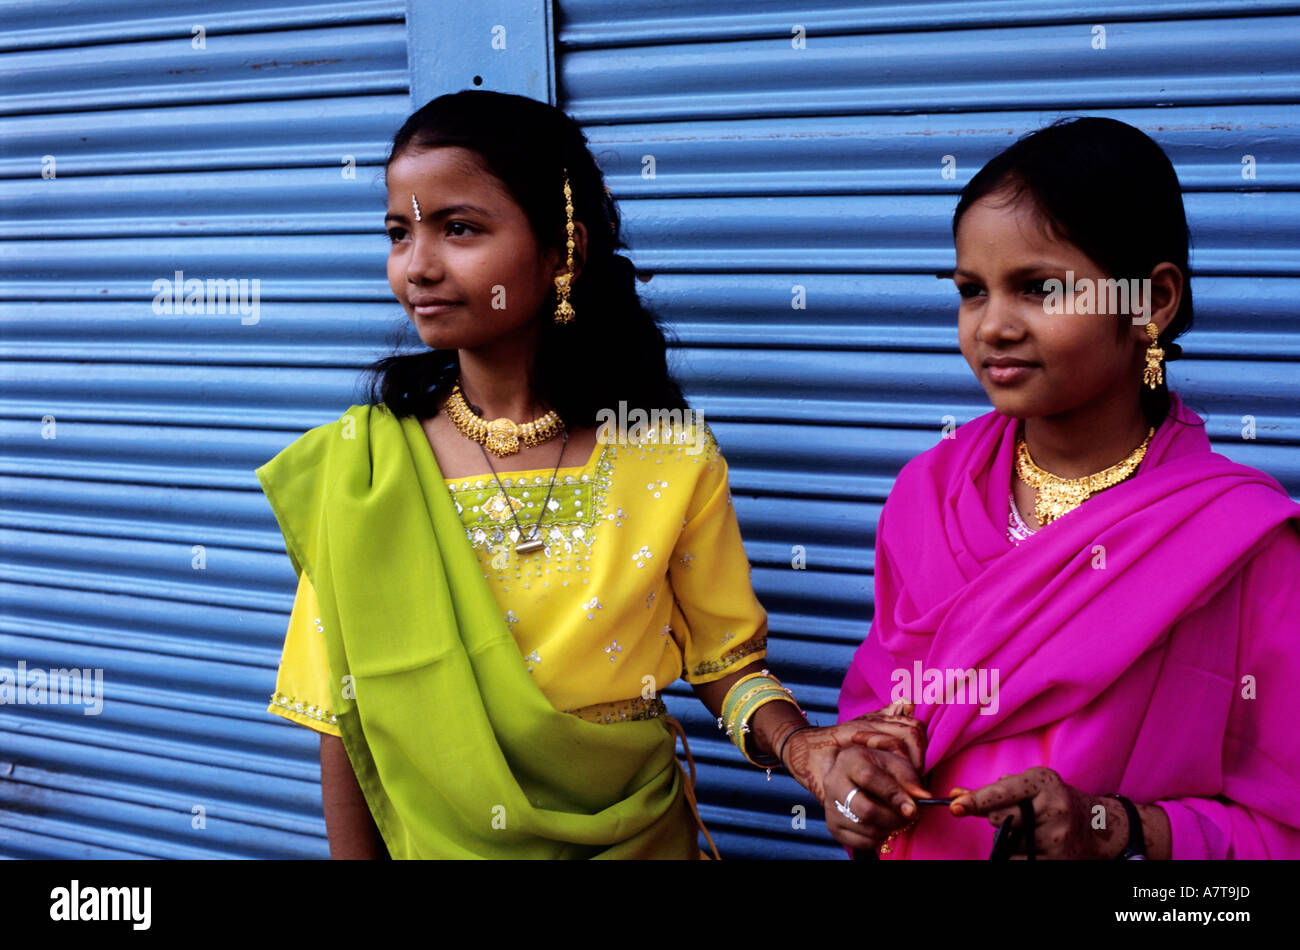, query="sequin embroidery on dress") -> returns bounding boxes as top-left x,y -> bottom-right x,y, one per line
448,442 -> 614,589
